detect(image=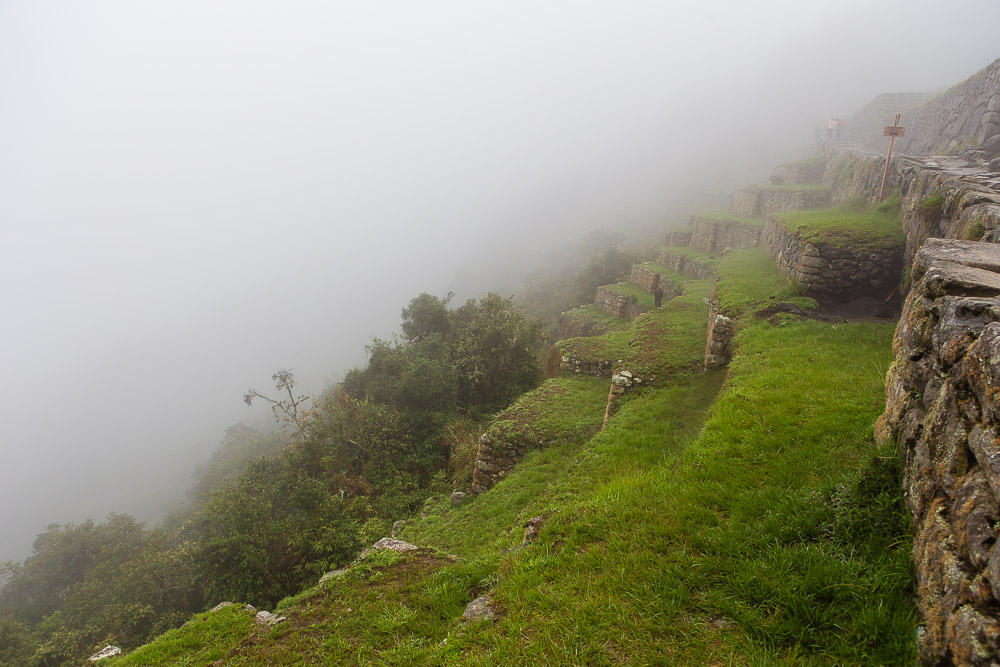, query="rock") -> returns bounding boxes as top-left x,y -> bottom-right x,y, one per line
984,132 -> 1000,158
209,601 -> 236,612
88,646 -> 122,662
391,520 -> 406,537
451,490 -> 469,507
361,537 -> 419,557
462,596 -> 496,621
523,515 -> 544,544
320,569 -> 347,584
255,610 -> 287,626
879,238 -> 1000,665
